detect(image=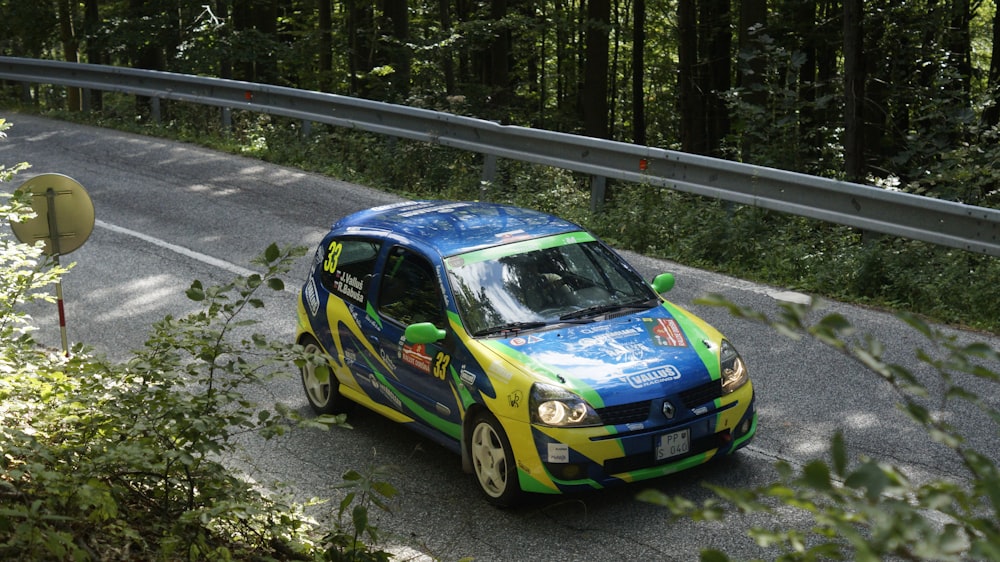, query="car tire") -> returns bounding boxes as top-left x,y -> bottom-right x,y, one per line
470,411 -> 522,507
299,334 -> 349,415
